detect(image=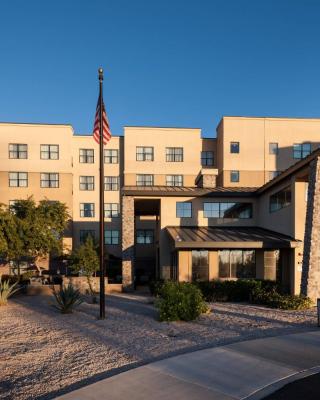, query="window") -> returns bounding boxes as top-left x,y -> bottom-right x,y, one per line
201,151 -> 214,166
136,147 -> 154,161
9,144 -> 27,159
136,174 -> 154,186
104,176 -> 119,191
40,144 -> 59,160
203,202 -> 252,219
9,172 -> 28,187
192,250 -> 209,282
219,250 -> 256,278
80,230 -> 96,243
104,203 -> 119,218
176,202 -> 192,218
269,171 -> 281,180
166,175 -> 183,186
166,147 -> 183,162
80,203 -> 95,217
230,142 -> 239,153
79,149 -> 94,163
136,230 -> 154,244
293,143 -> 311,159
104,149 -> 118,164
40,173 -> 59,188
80,176 -> 94,190
270,186 -> 291,212
269,143 -> 278,155
230,170 -> 239,182
104,230 -> 119,245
